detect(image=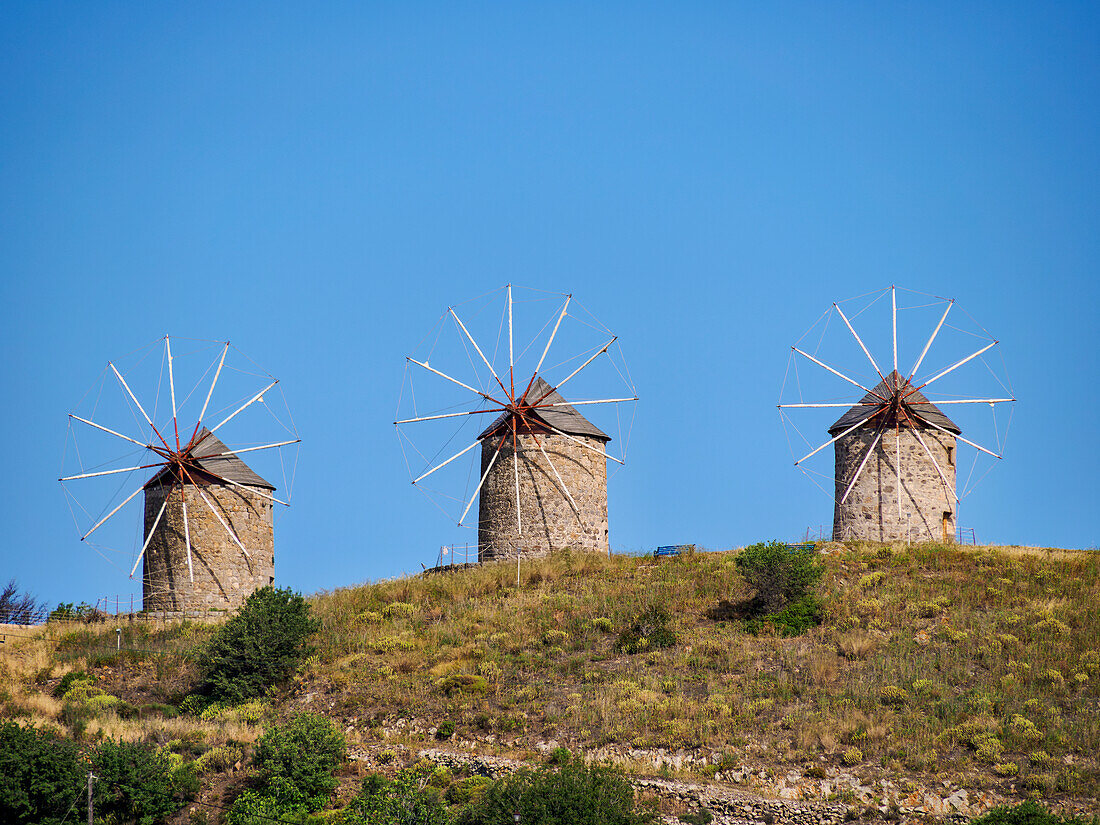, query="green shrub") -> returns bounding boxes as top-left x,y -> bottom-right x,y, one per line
92,739 -> 196,825
53,669 -> 95,698
970,801 -> 1100,825
436,720 -> 456,740
251,712 -> 345,811
0,722 -> 85,825
455,753 -> 656,825
735,541 -> 823,614
743,595 -> 824,637
680,809 -> 714,824
616,606 -> 677,654
198,586 -> 319,704
345,767 -> 450,825
436,674 -> 489,696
